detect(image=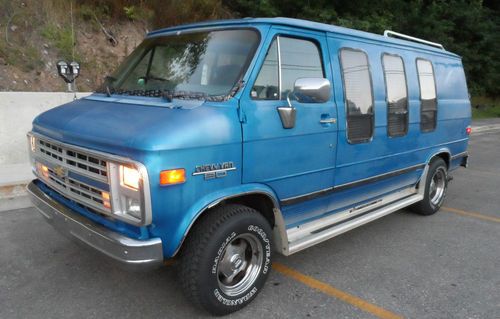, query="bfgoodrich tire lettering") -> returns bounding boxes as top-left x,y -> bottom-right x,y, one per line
179,204 -> 273,315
